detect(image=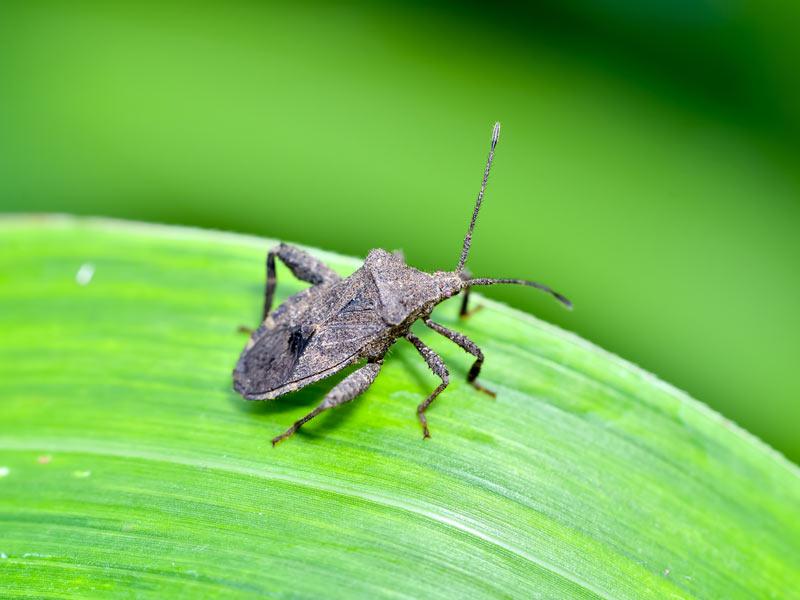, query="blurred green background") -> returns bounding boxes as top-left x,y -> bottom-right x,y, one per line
1,1 -> 798,462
